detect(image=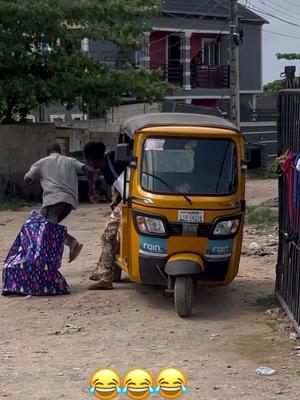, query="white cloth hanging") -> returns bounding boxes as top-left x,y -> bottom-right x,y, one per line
113,168 -> 130,200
